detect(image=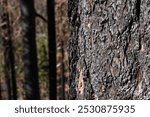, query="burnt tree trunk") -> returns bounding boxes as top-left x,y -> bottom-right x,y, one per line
47,0 -> 57,100
0,79 -> 1,99
68,0 -> 150,99
20,0 -> 40,99
0,0 -> 17,100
